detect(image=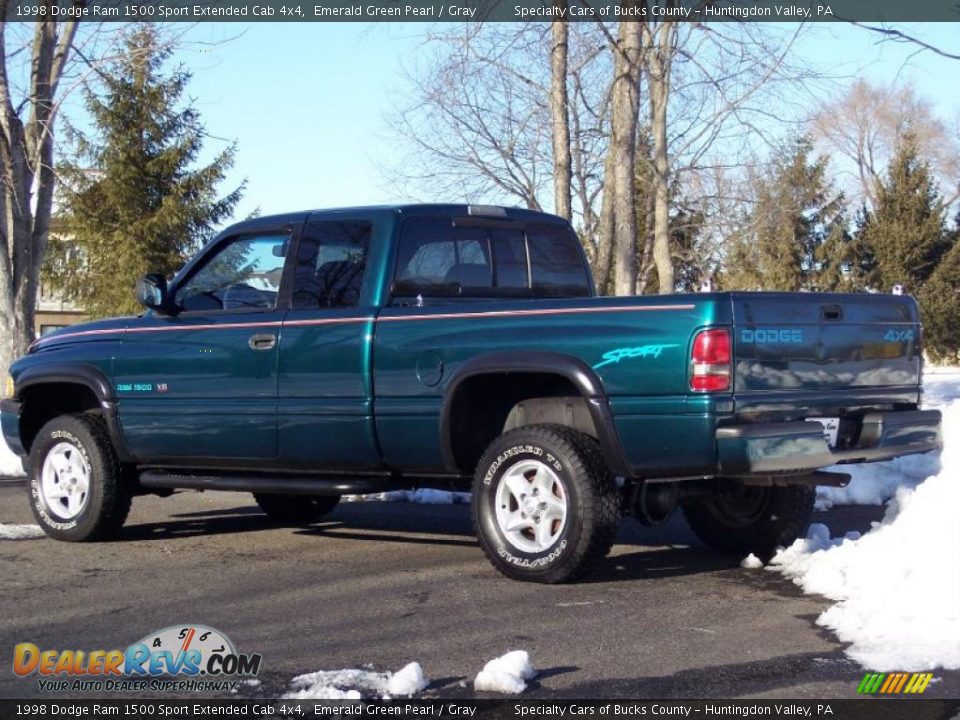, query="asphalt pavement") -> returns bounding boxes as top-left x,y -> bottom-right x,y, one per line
1,478 -> 957,700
